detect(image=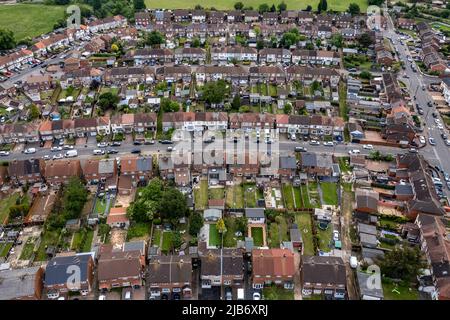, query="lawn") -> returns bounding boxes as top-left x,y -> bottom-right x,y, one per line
223,217 -> 244,248
194,179 -> 209,210
161,231 -> 174,252
152,228 -> 162,247
209,187 -> 225,200
145,0 -> 368,12
127,222 -> 151,241
0,4 -> 66,41
82,230 -> 94,252
36,230 -> 61,261
263,285 -> 294,300
282,183 -> 295,210
382,280 -> 419,300
431,22 -> 450,32
0,242 -> 13,258
268,216 -> 289,248
293,187 -> 302,208
225,184 -> 244,209
316,223 -> 333,252
251,226 -> 264,247
307,182 -> 321,208
19,240 -> 36,260
209,224 -> 221,247
94,198 -> 108,215
321,182 -> 338,206
300,185 -> 312,209
0,193 -> 20,225
338,157 -> 351,173
295,212 -> 315,255
243,183 -> 257,208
